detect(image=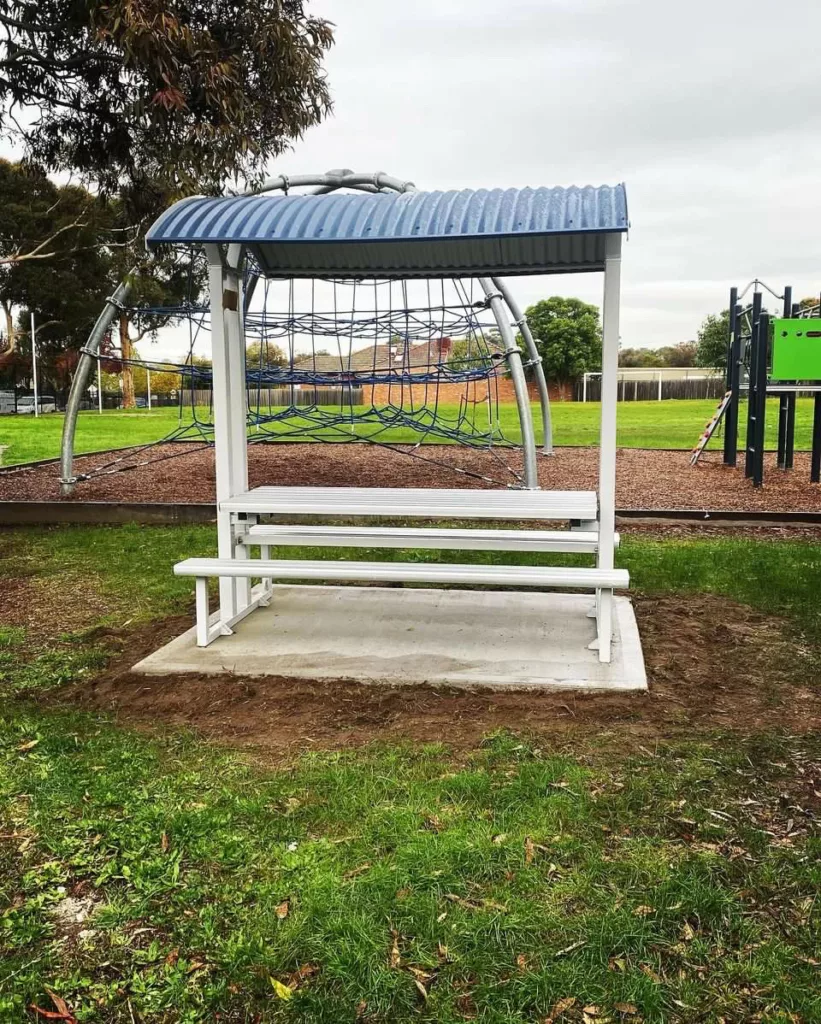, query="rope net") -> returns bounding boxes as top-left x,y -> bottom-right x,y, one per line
80,256 -> 531,487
